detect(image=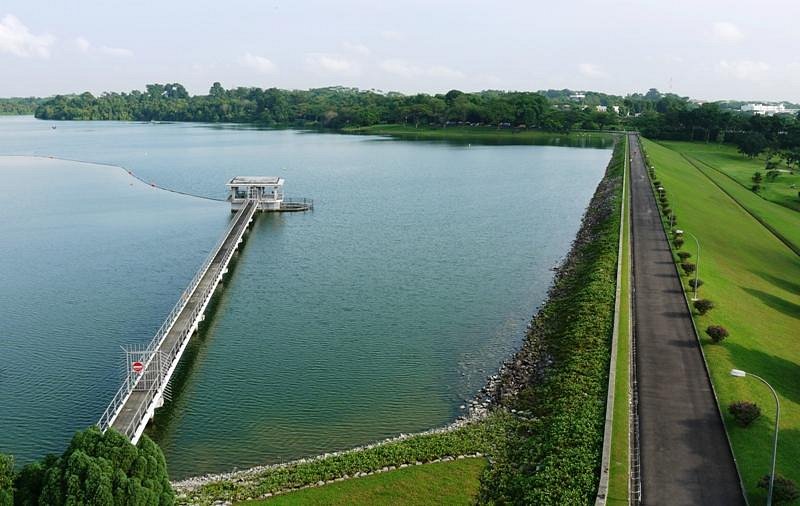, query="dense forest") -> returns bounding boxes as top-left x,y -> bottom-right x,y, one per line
0,97 -> 42,115
24,83 -> 800,158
